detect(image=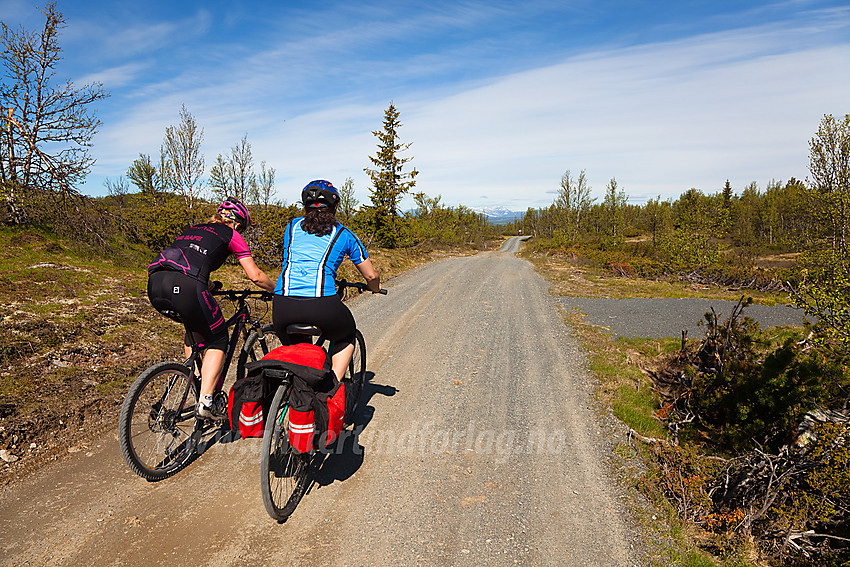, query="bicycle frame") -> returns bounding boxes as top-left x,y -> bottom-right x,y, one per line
182,289 -> 272,389
119,287 -> 276,481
